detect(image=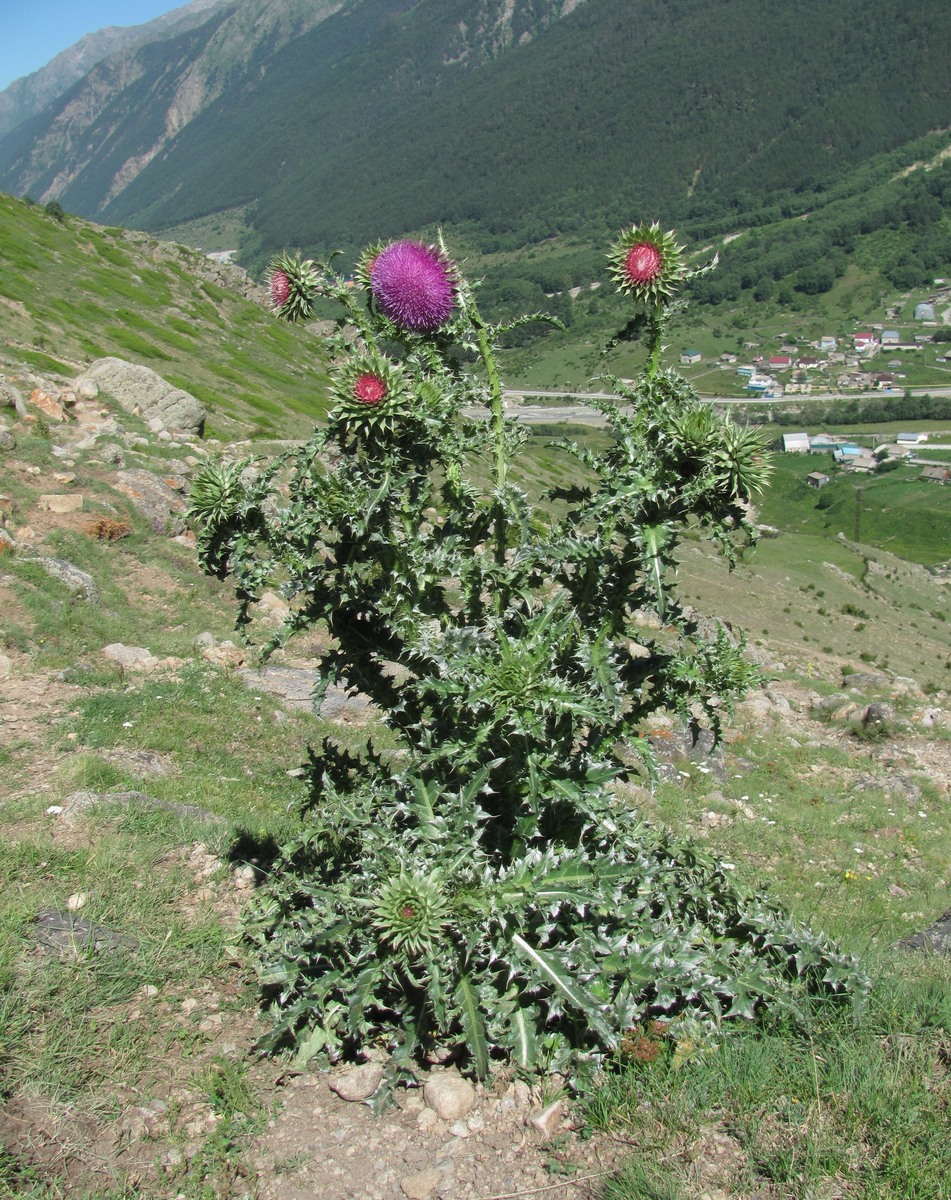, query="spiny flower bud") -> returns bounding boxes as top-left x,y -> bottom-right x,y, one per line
329,351 -> 410,435
607,222 -> 686,302
269,268 -> 291,309
266,251 -> 321,322
366,240 -> 456,333
624,242 -> 662,286
352,371 -> 388,406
